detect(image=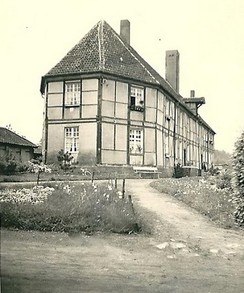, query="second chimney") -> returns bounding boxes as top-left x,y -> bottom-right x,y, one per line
165,50 -> 180,93
120,20 -> 130,45
190,90 -> 195,97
